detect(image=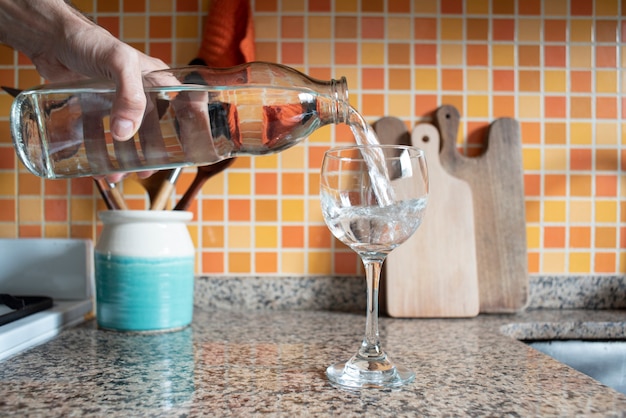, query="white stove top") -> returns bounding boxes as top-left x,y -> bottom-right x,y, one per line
0,299 -> 92,361
0,239 -> 94,361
